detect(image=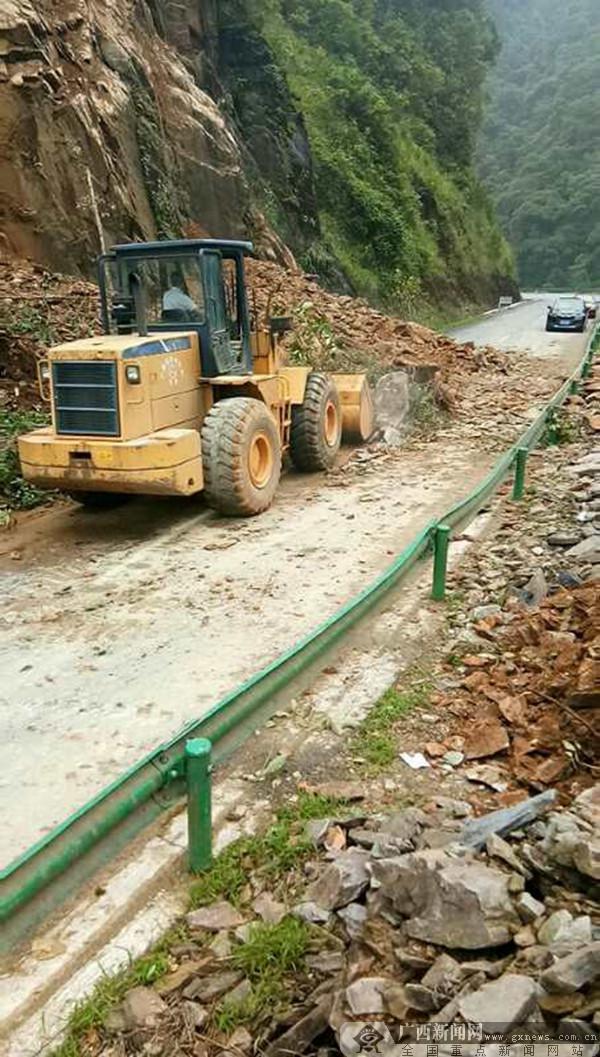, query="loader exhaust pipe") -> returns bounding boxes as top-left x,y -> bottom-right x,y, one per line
129,271 -> 148,337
